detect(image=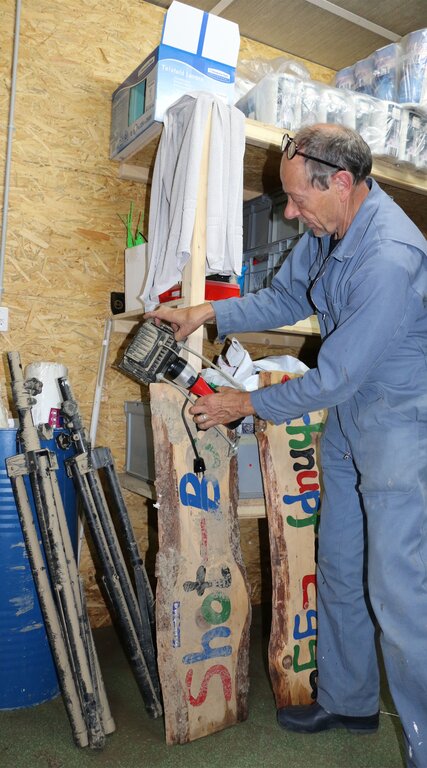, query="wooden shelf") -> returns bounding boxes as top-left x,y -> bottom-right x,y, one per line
111,299 -> 184,333
119,471 -> 266,518
118,117 -> 427,204
242,119 -> 427,198
111,306 -> 320,338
